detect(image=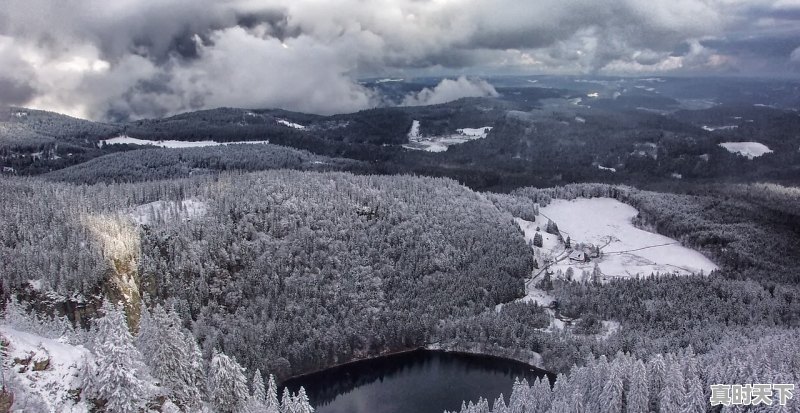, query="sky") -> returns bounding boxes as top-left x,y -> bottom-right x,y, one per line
1,0 -> 799,120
